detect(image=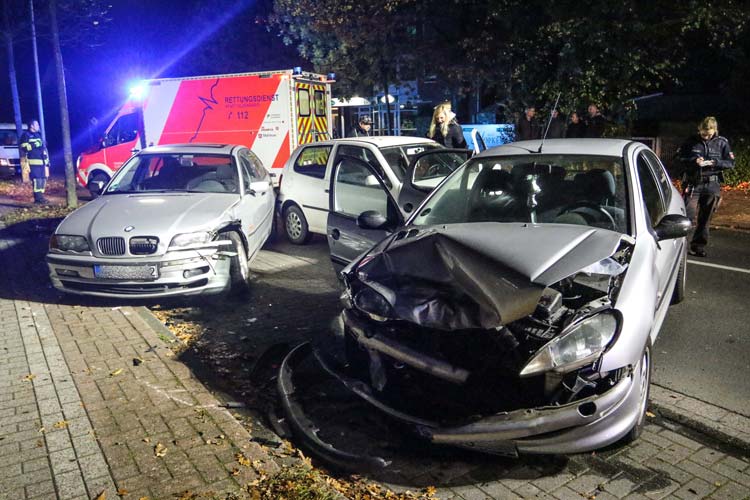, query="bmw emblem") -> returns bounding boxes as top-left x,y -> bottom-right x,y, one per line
124,226 -> 135,232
